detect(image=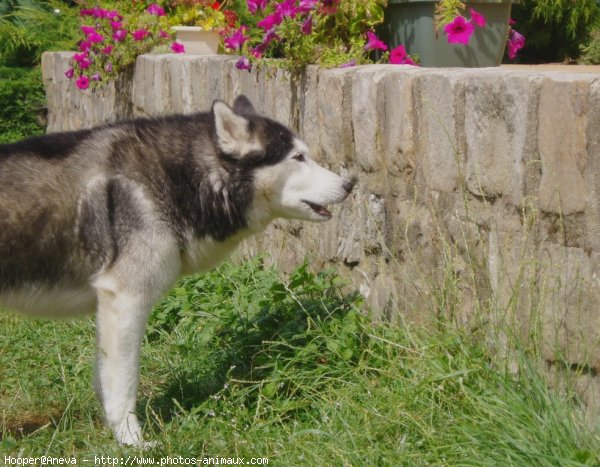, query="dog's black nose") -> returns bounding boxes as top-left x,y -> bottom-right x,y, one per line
343,179 -> 354,194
